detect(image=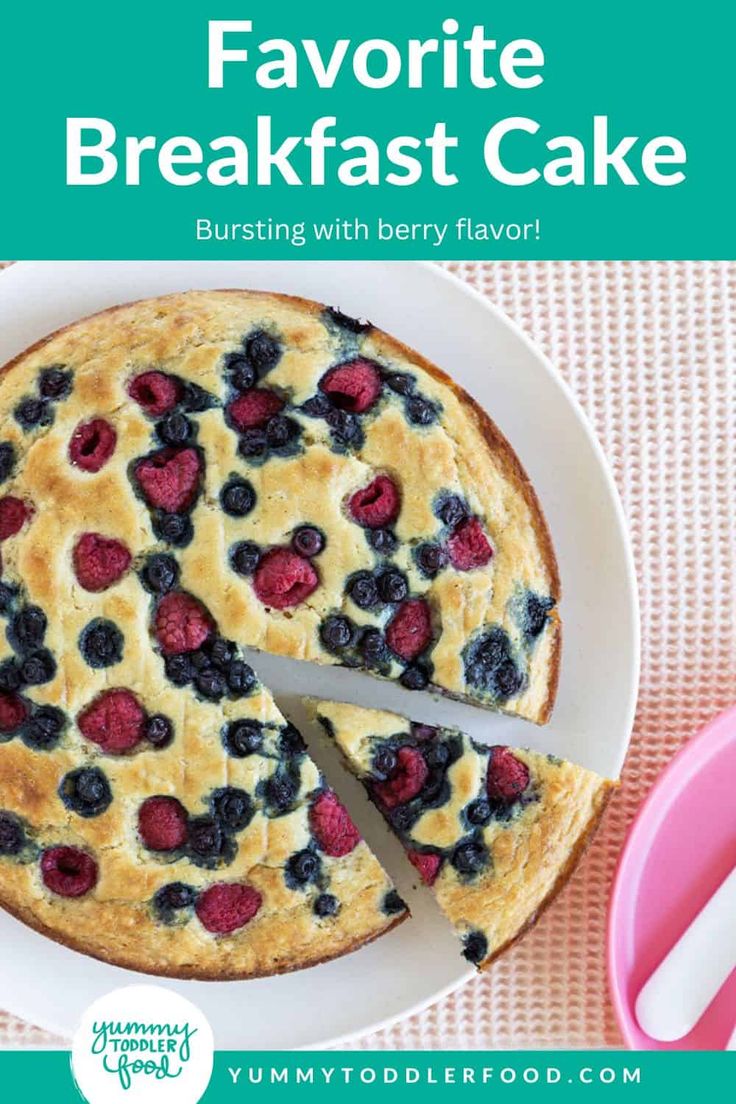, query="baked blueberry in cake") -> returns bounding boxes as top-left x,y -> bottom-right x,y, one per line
310,700 -> 613,969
